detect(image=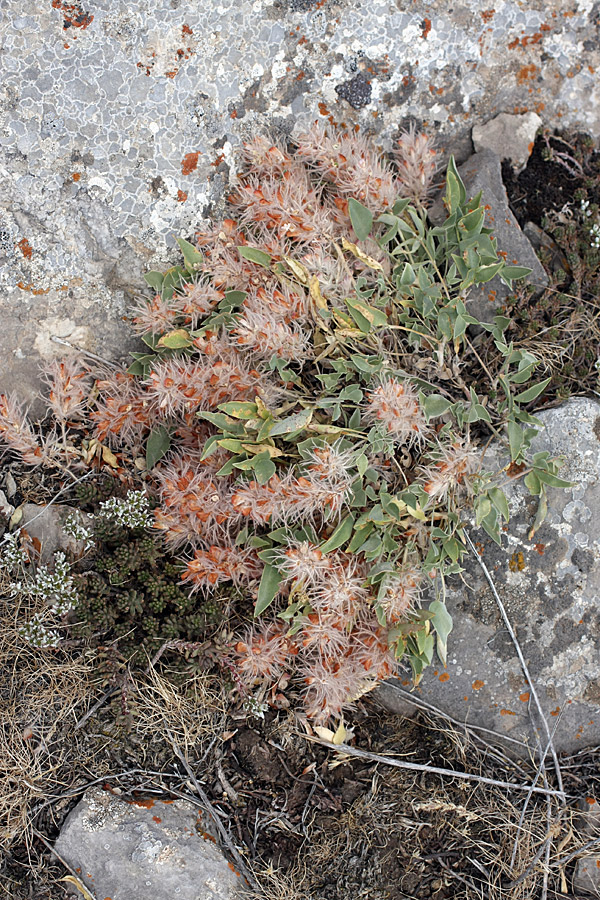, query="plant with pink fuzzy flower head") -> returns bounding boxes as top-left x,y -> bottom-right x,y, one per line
0,125 -> 571,728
